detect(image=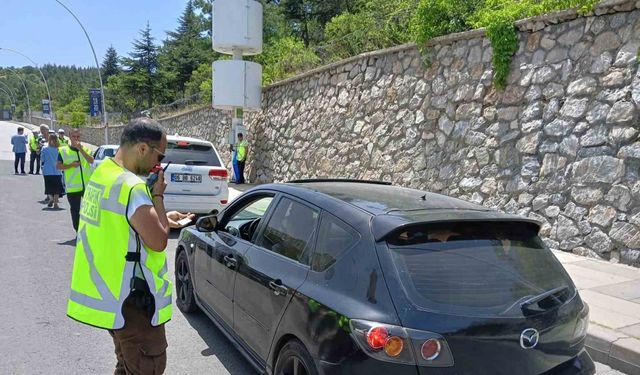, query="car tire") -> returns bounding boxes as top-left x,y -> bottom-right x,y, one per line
274,339 -> 318,375
175,250 -> 198,313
